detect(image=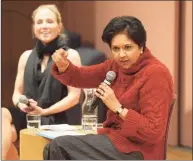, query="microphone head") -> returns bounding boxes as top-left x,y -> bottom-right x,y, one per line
19,95 -> 28,104
106,71 -> 116,82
